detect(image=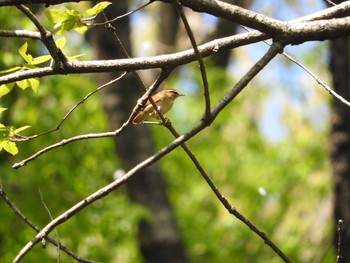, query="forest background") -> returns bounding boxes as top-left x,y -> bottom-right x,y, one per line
0,0 -> 348,262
